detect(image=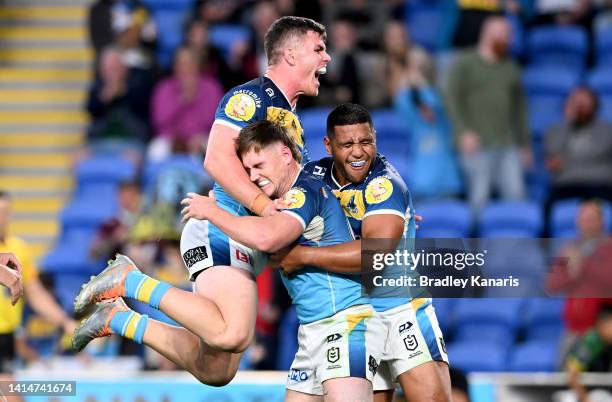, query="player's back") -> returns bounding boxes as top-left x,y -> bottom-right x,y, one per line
279,171 -> 369,324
